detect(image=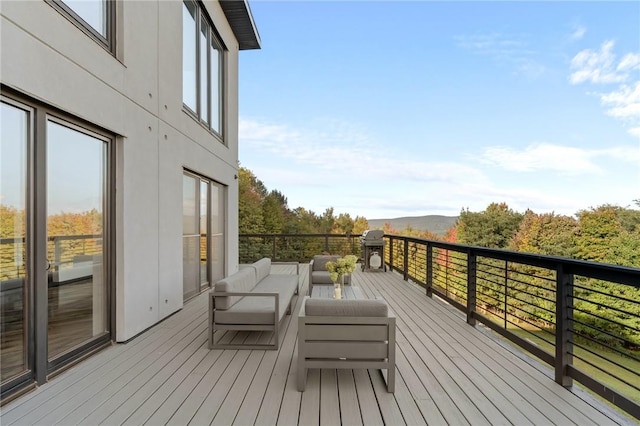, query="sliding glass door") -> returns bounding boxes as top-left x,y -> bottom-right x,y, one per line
0,95 -> 112,398
46,119 -> 109,362
182,171 -> 225,301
